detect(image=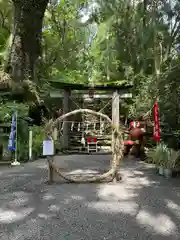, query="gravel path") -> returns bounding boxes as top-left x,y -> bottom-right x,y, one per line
0,155 -> 180,240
